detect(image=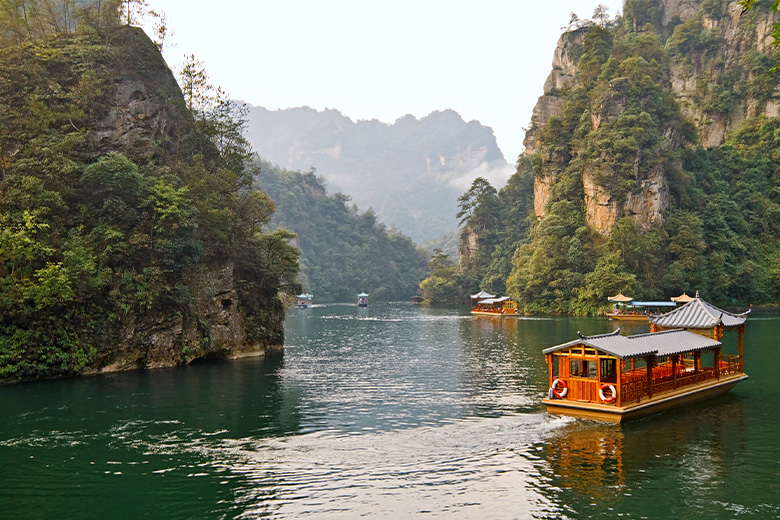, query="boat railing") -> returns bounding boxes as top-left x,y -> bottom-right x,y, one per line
719,354 -> 742,376
620,365 -> 721,405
